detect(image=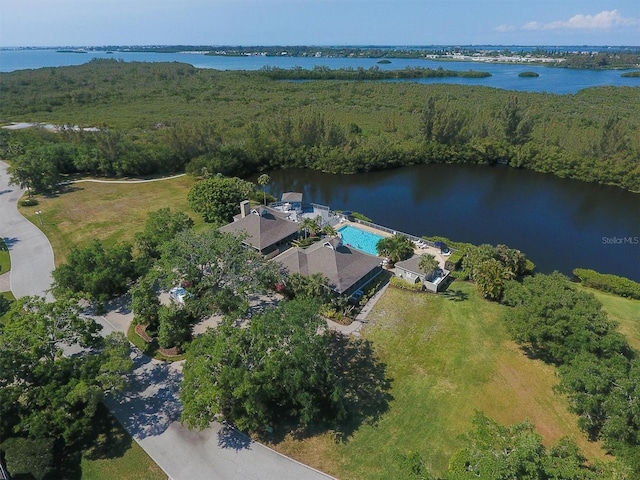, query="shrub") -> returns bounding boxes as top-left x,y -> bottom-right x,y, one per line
19,198 -> 39,207
390,276 -> 423,291
573,268 -> 640,299
445,250 -> 464,271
